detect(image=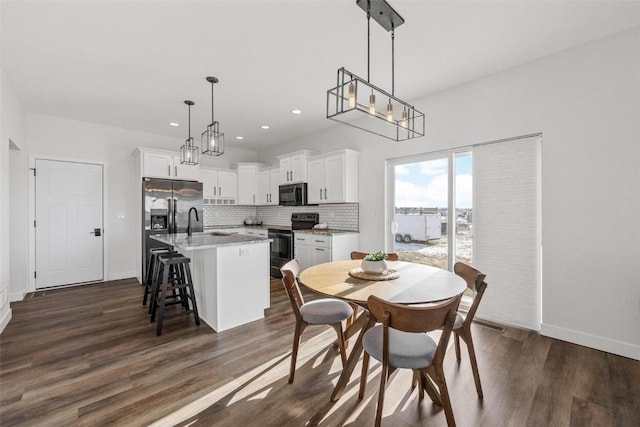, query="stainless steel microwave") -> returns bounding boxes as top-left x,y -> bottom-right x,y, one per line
279,183 -> 308,206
